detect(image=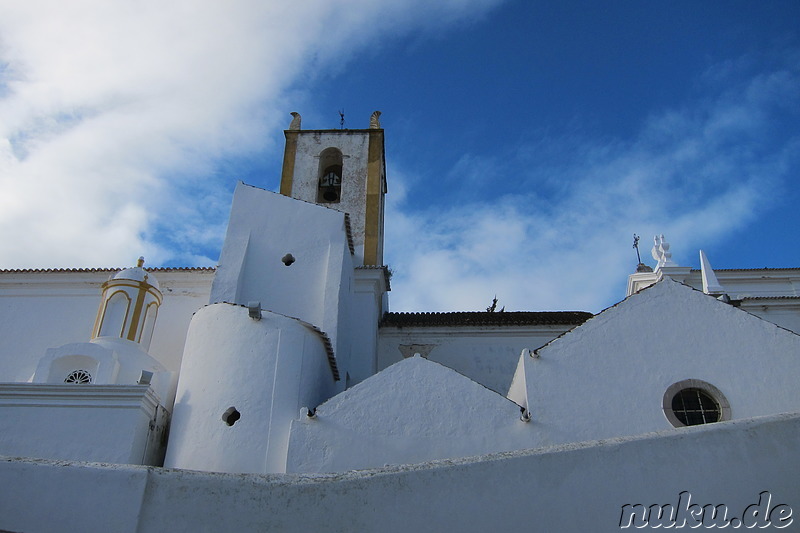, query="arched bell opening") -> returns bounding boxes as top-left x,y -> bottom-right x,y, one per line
316,148 -> 343,204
